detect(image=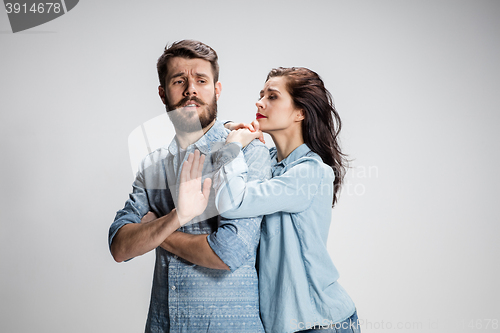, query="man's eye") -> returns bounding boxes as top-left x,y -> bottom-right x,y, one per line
198,80 -> 206,84
173,80 -> 184,85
